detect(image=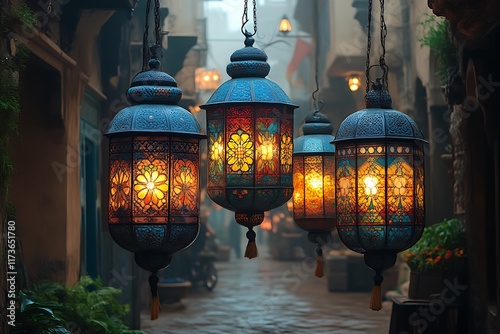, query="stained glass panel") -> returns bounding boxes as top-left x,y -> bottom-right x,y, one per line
207,119 -> 224,187
336,153 -> 356,226
109,159 -> 131,217
387,156 -> 414,223
255,117 -> 279,186
292,156 -> 305,219
323,155 -> 336,217
280,118 -> 293,174
357,156 -> 385,225
304,156 -> 324,218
